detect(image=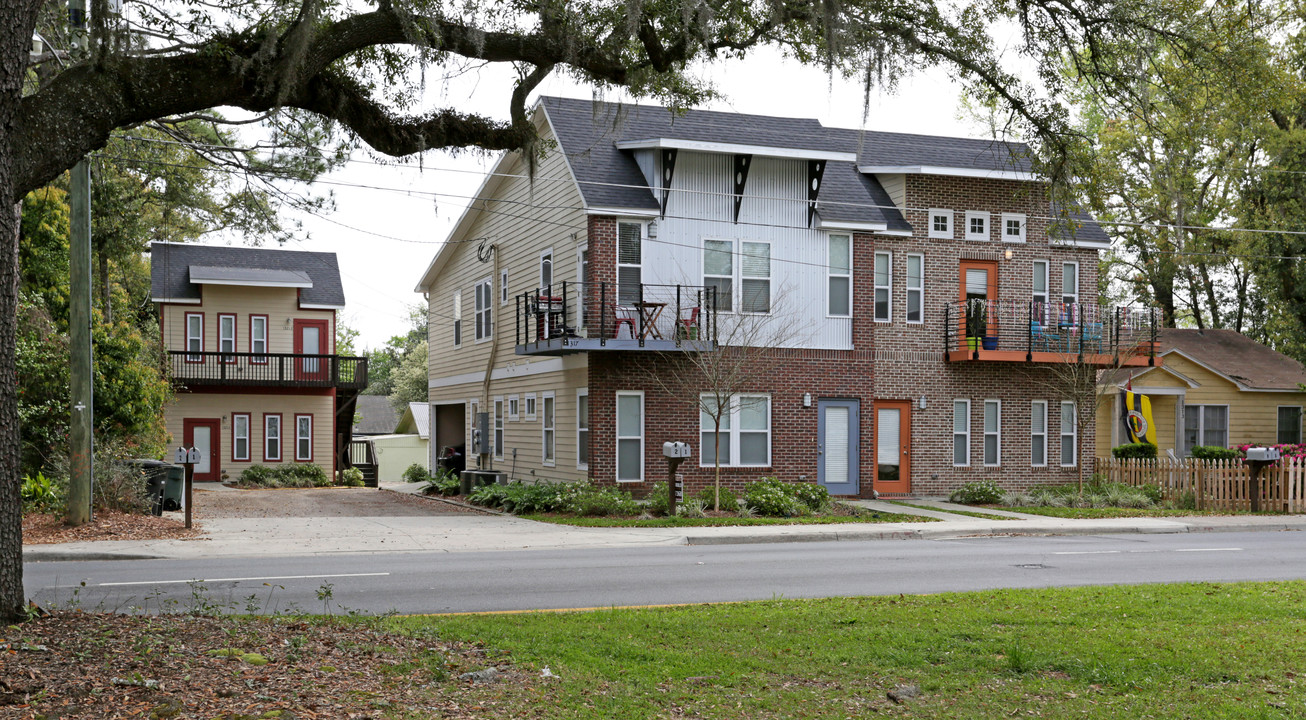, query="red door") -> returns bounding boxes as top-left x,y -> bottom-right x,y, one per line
183,418 -> 222,482
294,319 -> 330,381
